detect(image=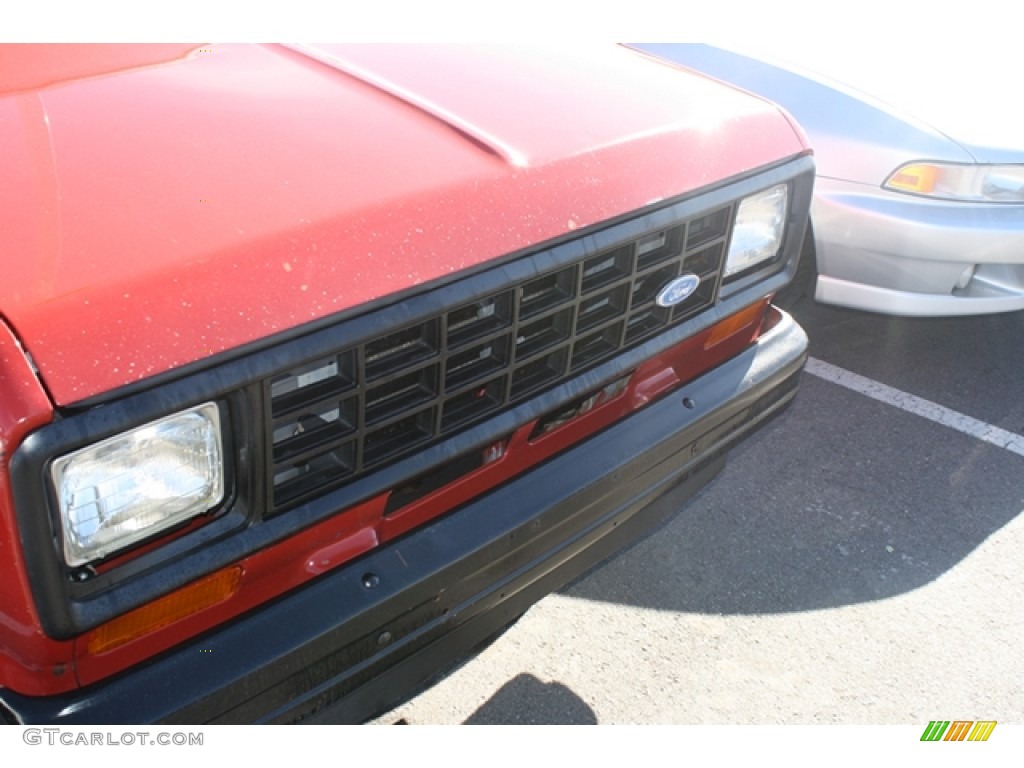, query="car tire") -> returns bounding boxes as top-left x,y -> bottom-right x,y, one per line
774,222 -> 817,310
